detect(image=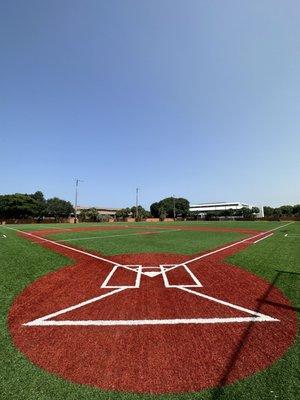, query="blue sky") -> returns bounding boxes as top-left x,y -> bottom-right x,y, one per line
1,0 -> 299,209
